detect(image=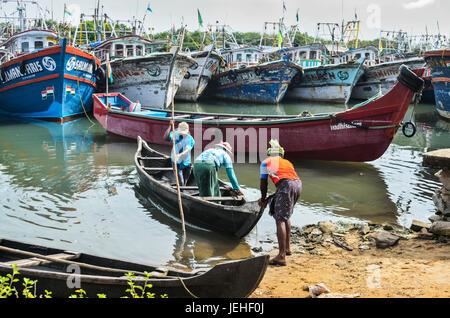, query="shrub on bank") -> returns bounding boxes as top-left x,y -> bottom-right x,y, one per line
0,264 -> 168,298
